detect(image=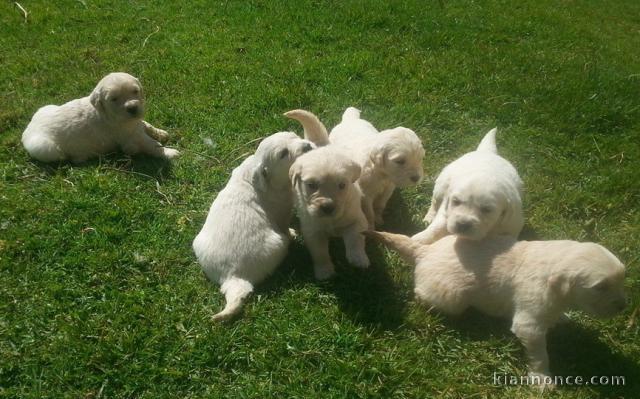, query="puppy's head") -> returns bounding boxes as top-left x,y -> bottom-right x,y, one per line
369,127 -> 425,187
552,243 -> 626,319
252,132 -> 315,190
445,176 -> 515,240
290,146 -> 361,219
90,72 -> 145,122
